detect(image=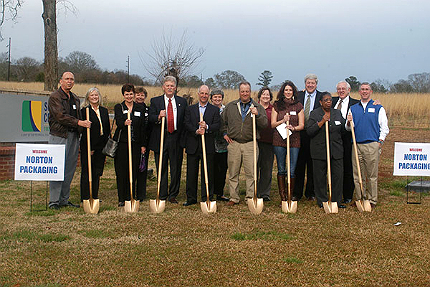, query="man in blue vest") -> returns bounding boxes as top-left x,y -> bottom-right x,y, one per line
346,82 -> 389,208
